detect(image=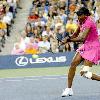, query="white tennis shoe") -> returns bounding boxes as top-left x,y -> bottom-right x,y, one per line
61,88 -> 73,97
